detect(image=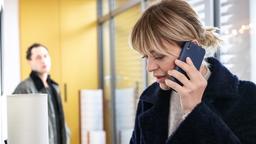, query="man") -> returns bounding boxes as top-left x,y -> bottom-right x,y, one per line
13,43 -> 69,144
